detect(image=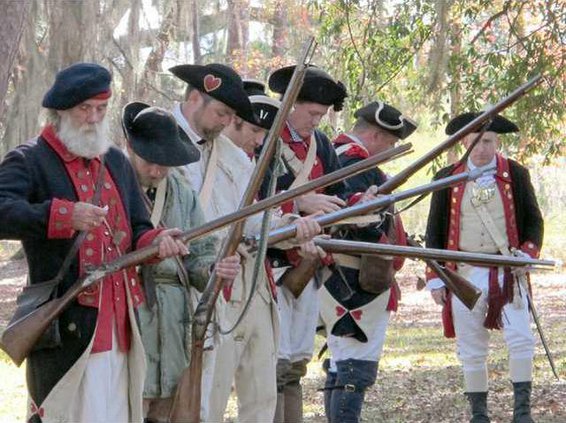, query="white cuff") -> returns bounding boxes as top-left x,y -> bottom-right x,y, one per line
426,277 -> 445,291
